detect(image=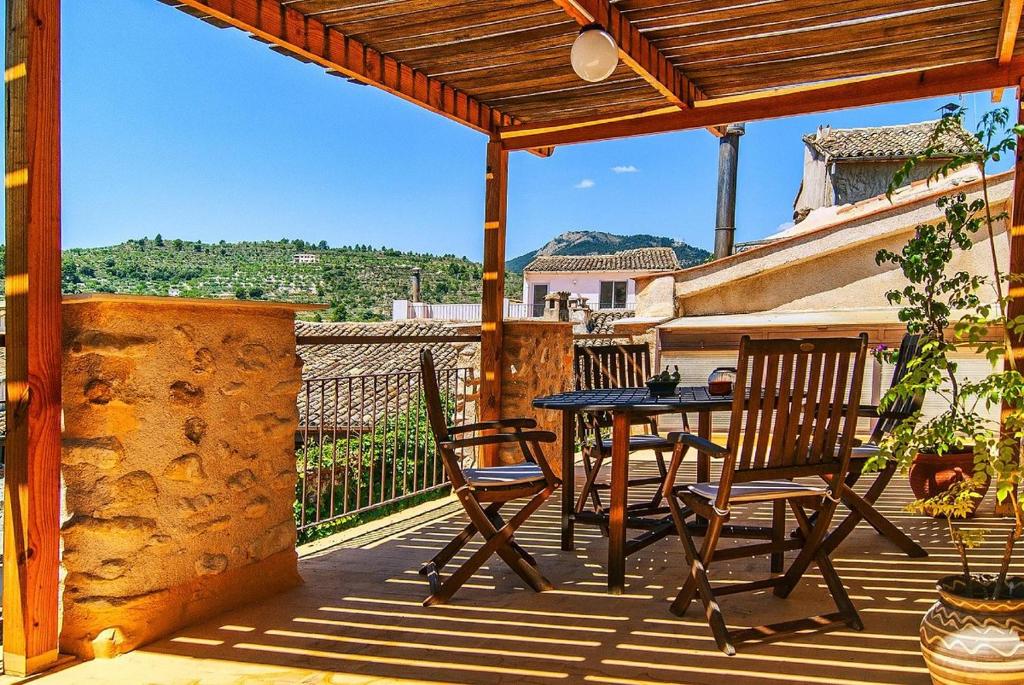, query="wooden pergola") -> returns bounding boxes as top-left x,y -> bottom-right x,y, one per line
6,0 -> 1024,676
